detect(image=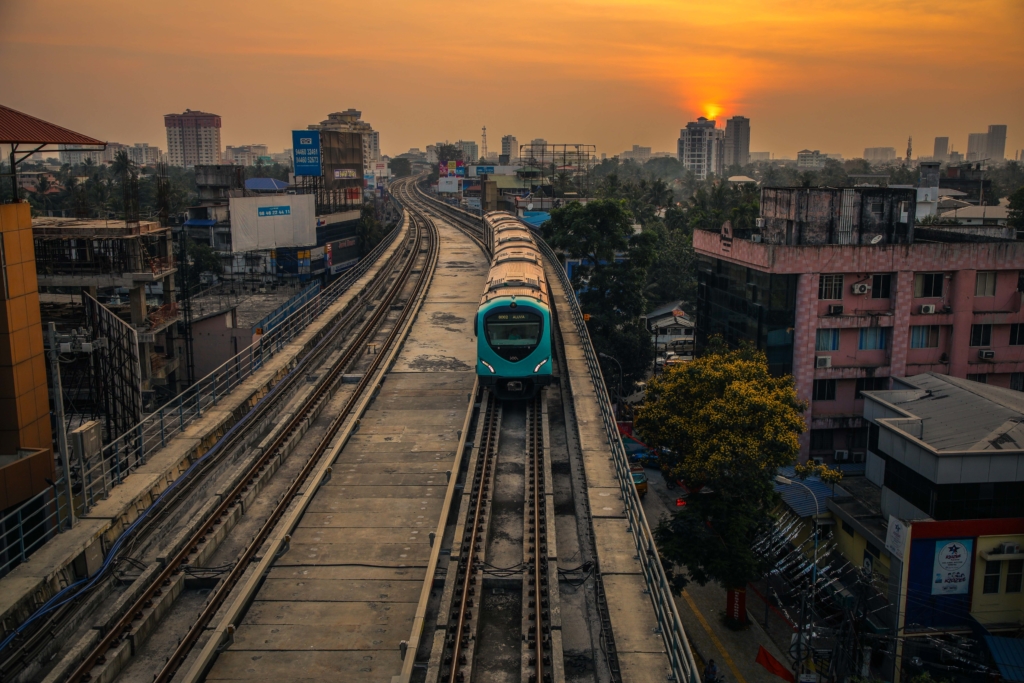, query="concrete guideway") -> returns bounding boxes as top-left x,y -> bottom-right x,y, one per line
547,272 -> 676,683
204,208 -> 489,682
0,214 -> 408,653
